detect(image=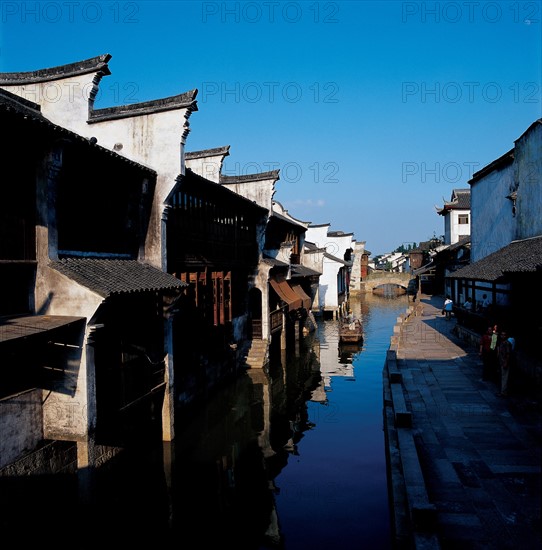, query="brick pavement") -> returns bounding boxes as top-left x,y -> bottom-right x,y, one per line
383,294 -> 542,550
